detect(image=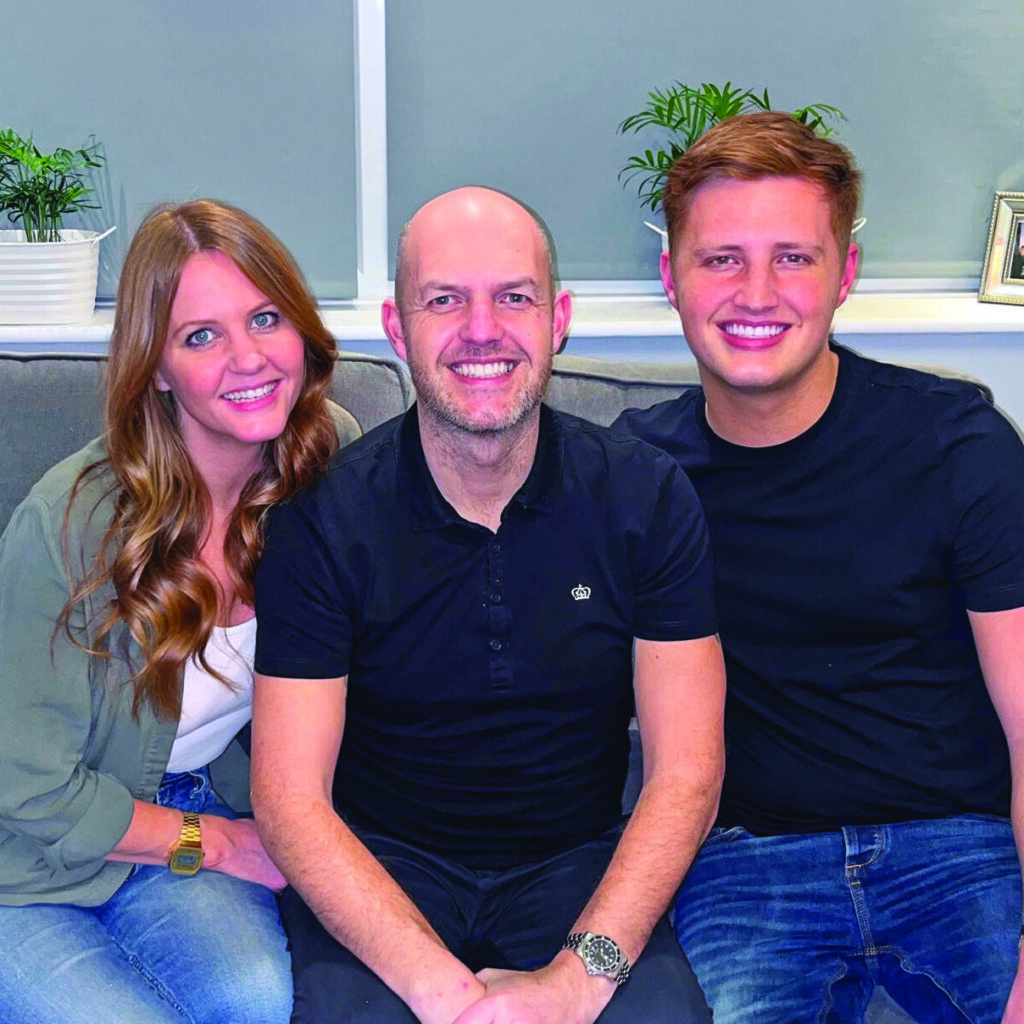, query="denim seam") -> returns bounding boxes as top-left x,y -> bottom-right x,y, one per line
887,952 -> 974,1022
817,961 -> 853,1024
844,827 -> 886,956
115,943 -> 193,1021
